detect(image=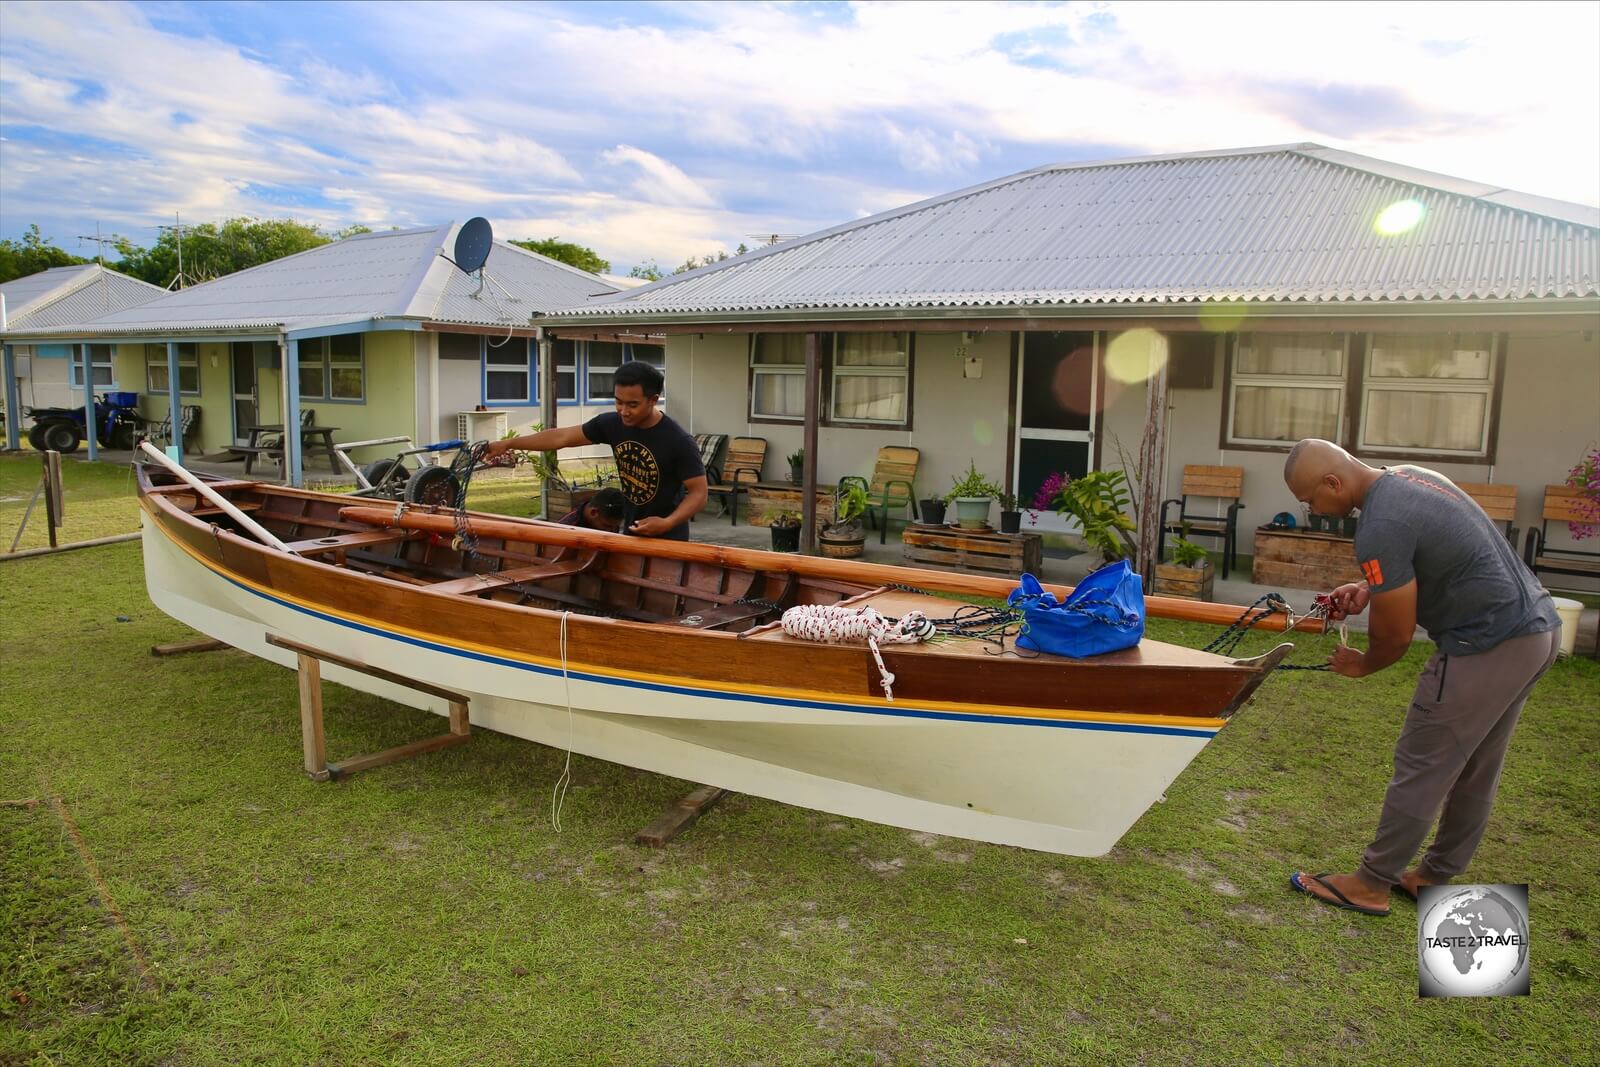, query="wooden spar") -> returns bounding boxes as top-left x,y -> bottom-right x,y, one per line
137,442 -> 290,552
338,504 -> 1325,633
